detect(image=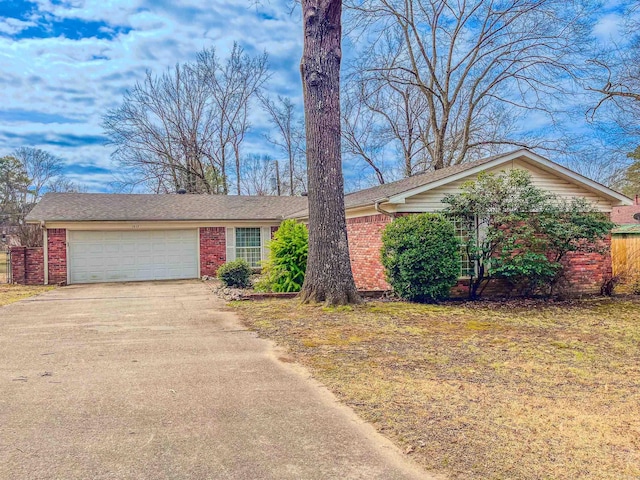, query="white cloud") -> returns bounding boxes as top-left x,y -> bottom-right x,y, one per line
0,0 -> 303,191
593,12 -> 625,43
0,17 -> 36,35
